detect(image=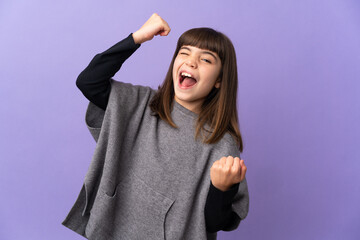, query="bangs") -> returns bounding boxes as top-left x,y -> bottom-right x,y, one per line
151,27 -> 242,150
176,28 -> 225,61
